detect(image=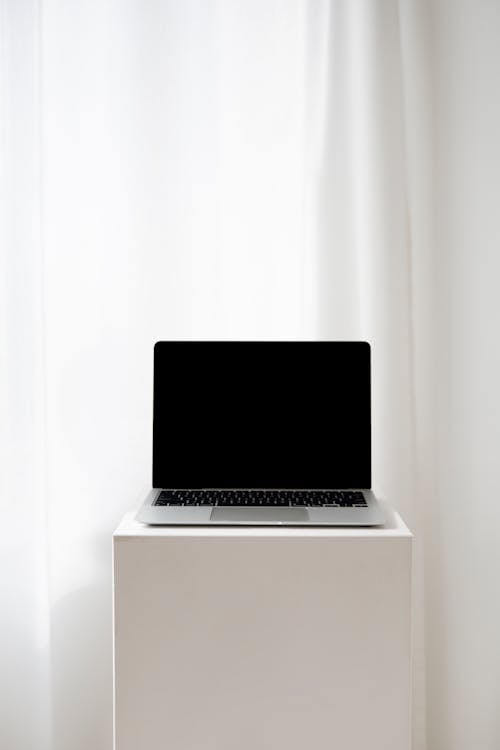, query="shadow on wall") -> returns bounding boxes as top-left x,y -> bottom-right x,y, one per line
50,534 -> 113,750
